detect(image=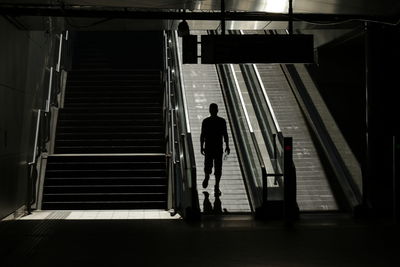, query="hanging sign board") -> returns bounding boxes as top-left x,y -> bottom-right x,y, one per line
200,34 -> 314,64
